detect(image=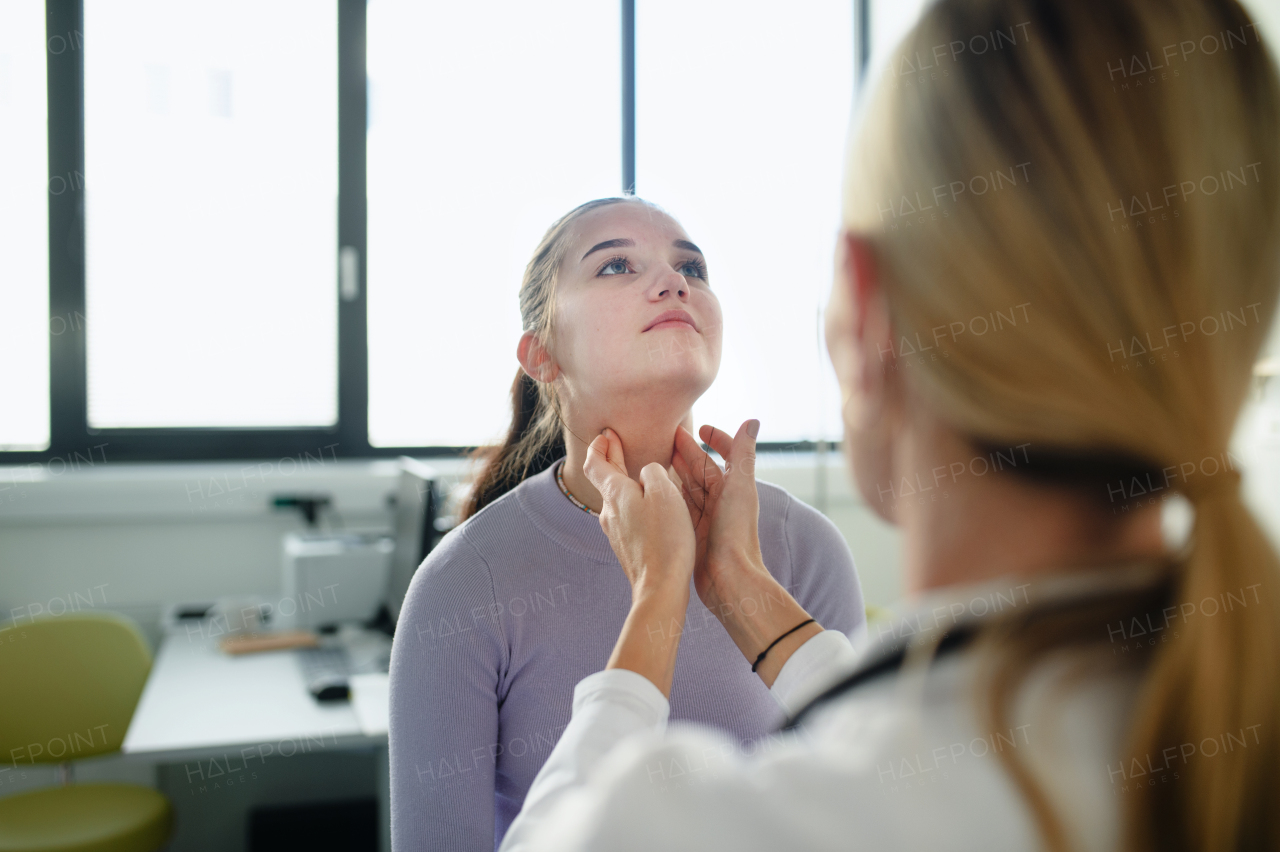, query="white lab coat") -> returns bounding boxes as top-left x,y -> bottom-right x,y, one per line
499,571 -> 1157,852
